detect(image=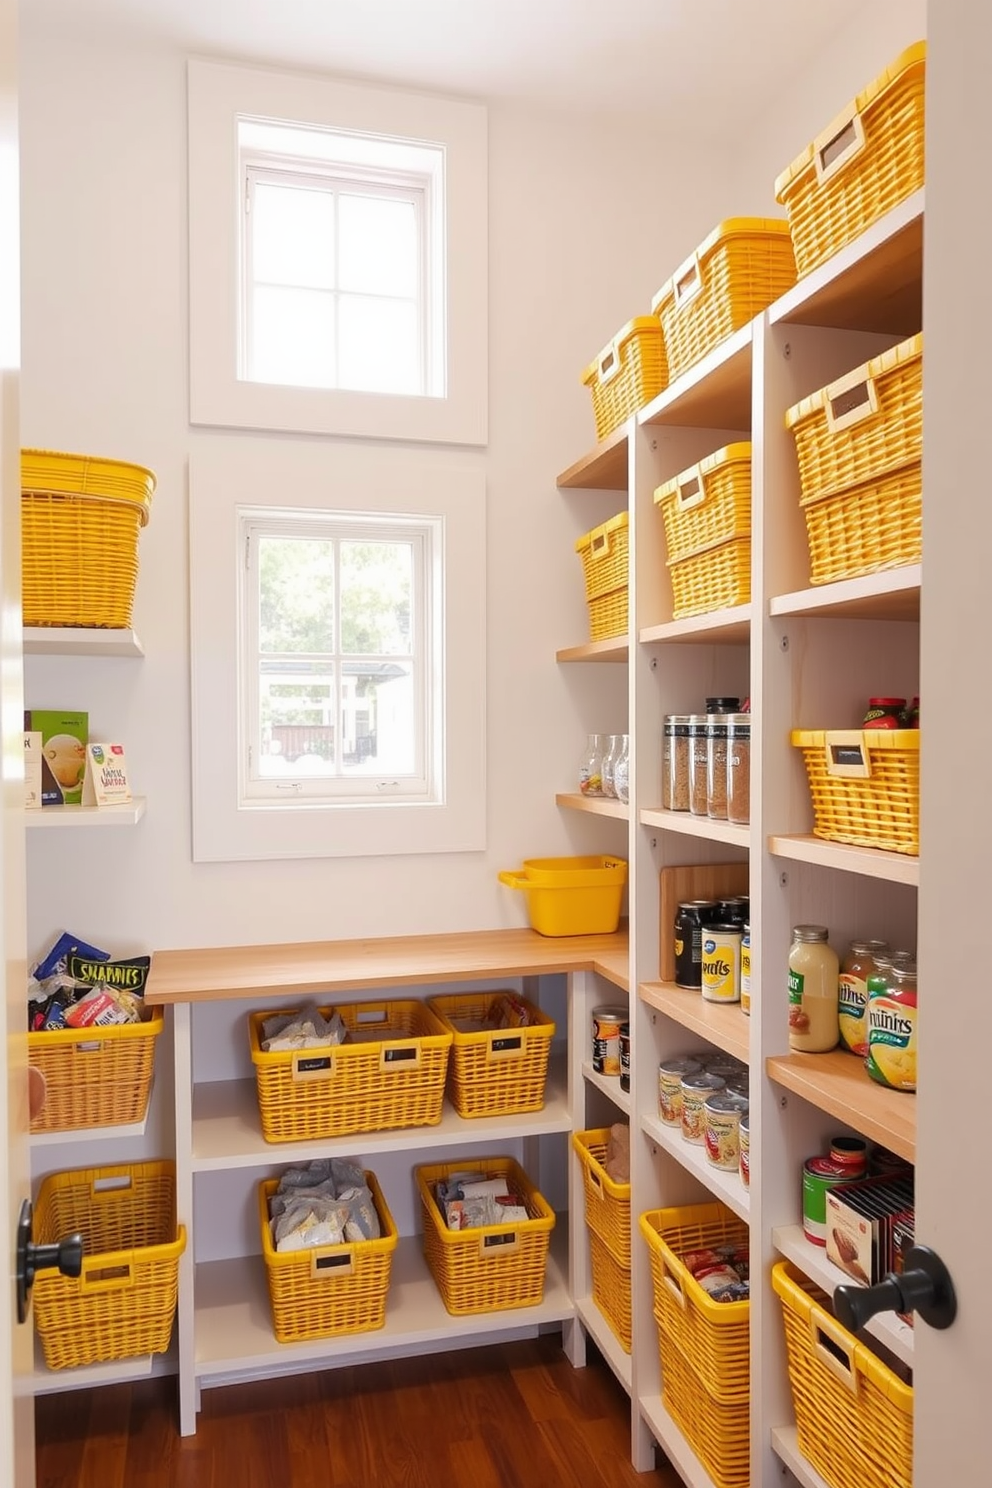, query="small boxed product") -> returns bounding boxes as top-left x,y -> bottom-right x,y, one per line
826,1174 -> 915,1286
25,709 -> 89,805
